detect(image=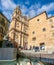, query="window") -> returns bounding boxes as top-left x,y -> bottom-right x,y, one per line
43,28 -> 46,31
32,31 -> 35,34
32,37 -> 36,41
37,19 -> 39,21
51,25 -> 54,28
40,43 -> 45,50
